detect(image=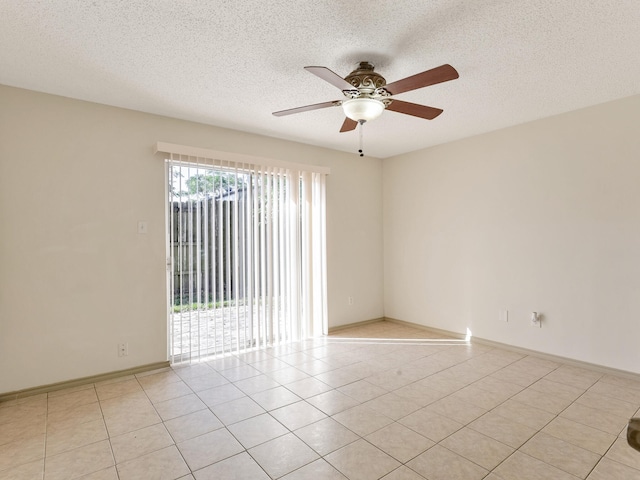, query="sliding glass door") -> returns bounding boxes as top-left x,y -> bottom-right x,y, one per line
164,150 -> 327,363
